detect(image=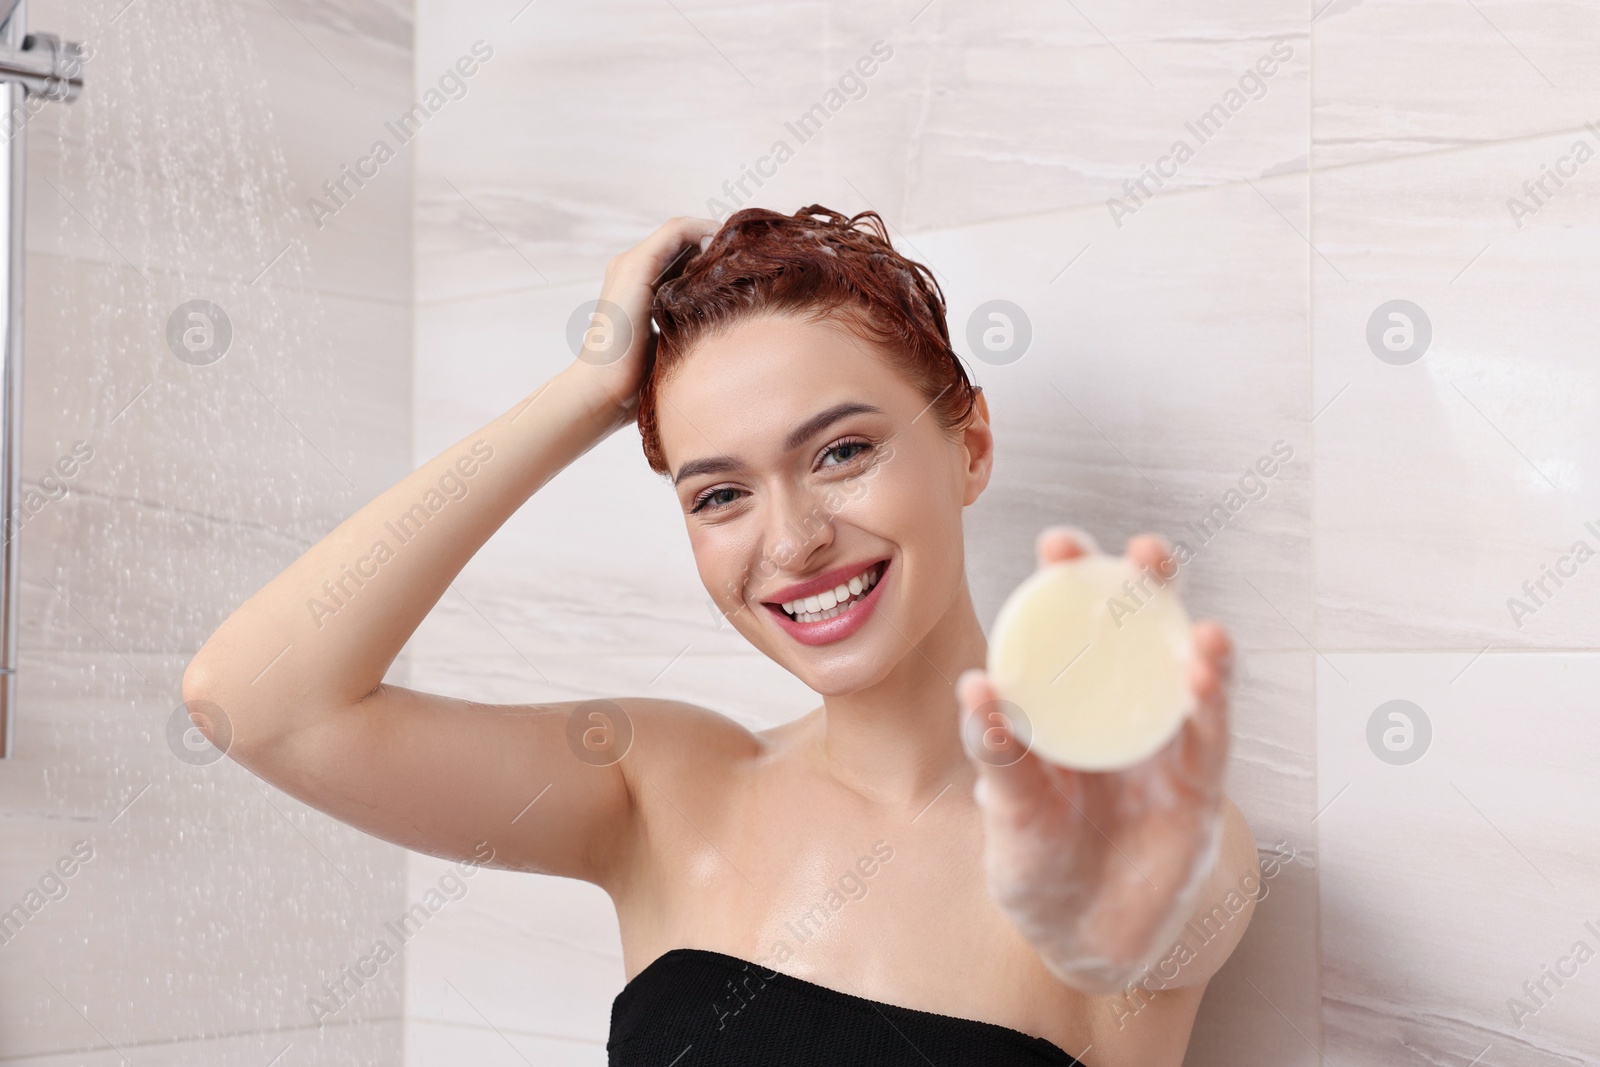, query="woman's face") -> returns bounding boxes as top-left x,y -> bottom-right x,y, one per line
656,312 -> 992,695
